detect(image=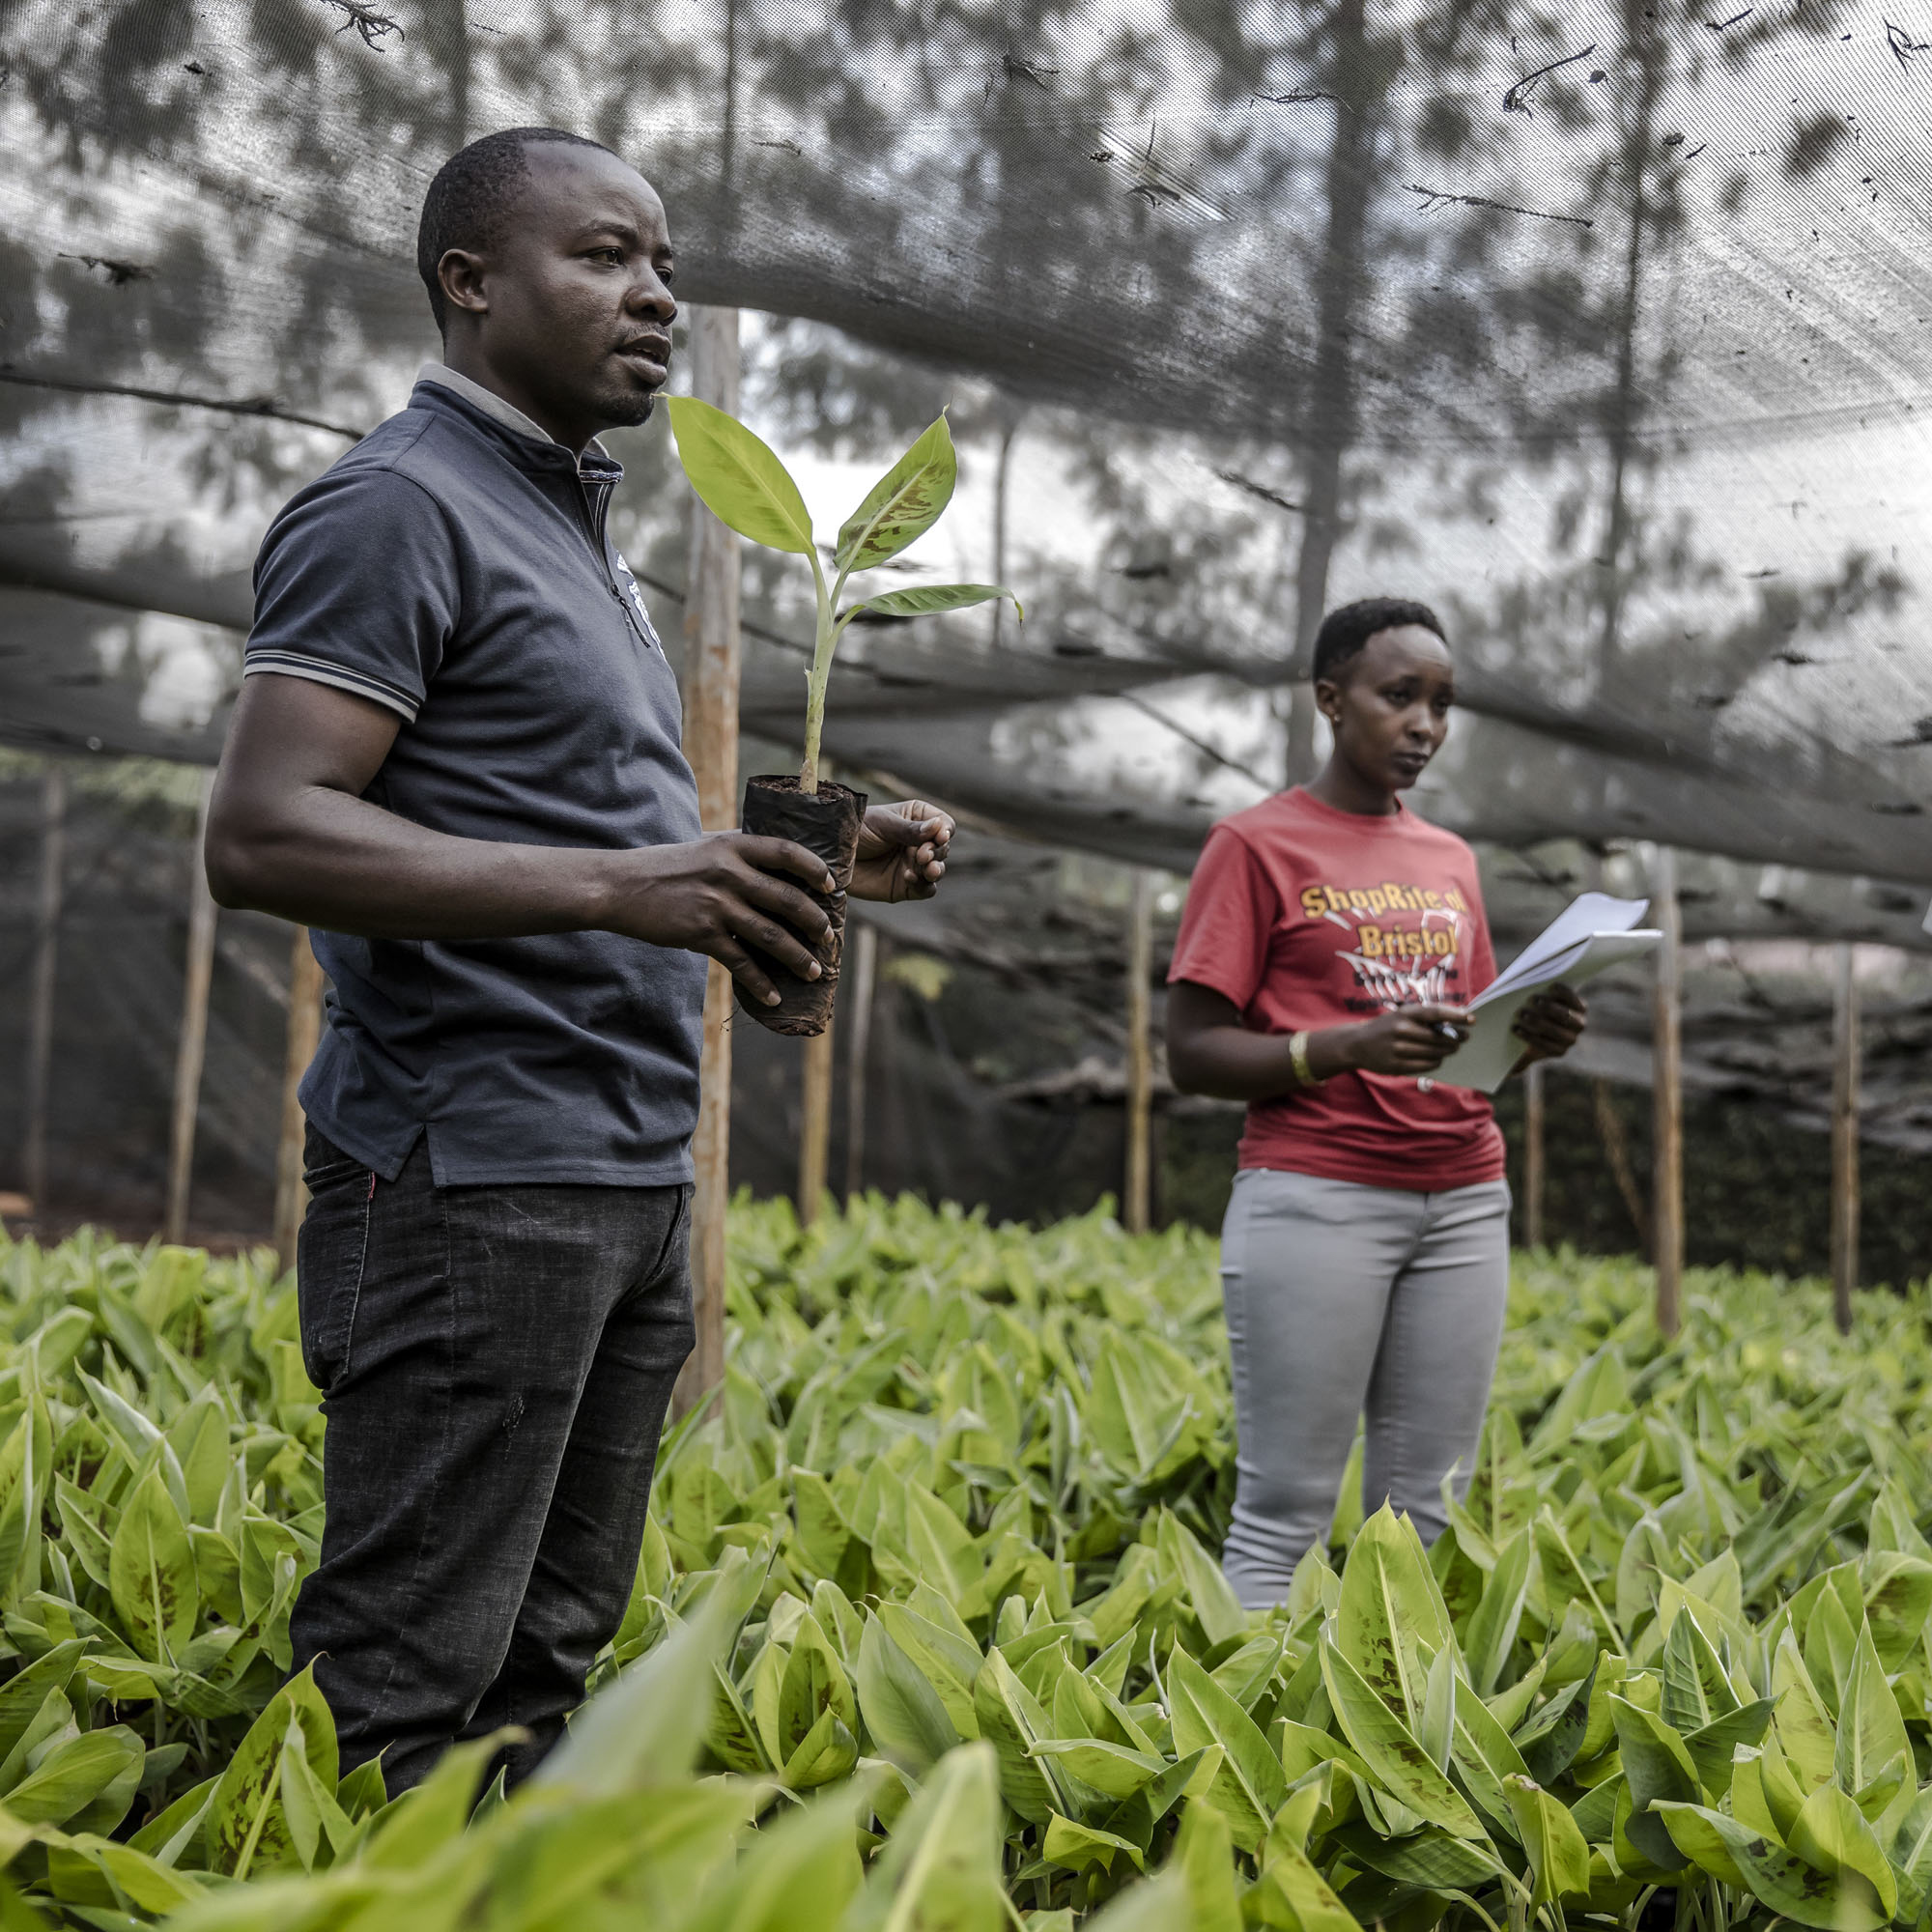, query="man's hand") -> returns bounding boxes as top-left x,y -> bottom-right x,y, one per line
608,834 -> 836,1008
849,801 -> 953,902
1512,982 -> 1586,1065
